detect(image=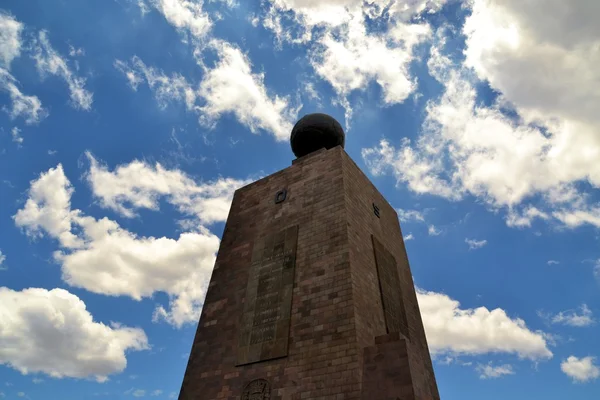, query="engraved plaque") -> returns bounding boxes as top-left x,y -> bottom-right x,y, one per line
372,235 -> 409,339
242,378 -> 271,400
237,226 -> 298,365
